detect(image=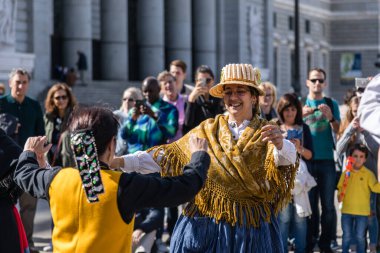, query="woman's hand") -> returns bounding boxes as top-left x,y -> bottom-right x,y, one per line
261,125 -> 284,150
290,138 -> 301,151
189,135 -> 208,153
132,229 -> 144,245
188,81 -> 208,103
24,136 -> 52,168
